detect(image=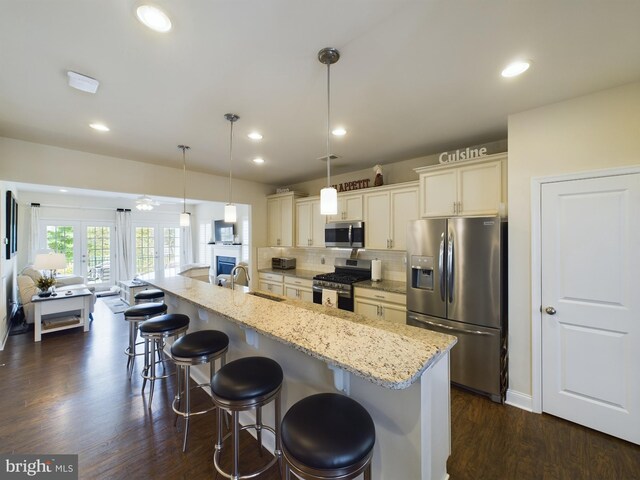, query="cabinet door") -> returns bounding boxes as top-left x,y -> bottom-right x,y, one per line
343,194 -> 363,221
390,187 -> 419,250
354,298 -> 381,320
380,303 -> 407,325
296,202 -> 311,247
298,287 -> 314,303
327,197 -> 344,223
279,196 -> 294,247
457,160 -> 502,216
284,286 -> 299,299
259,281 -> 284,295
421,170 -> 457,218
310,200 -> 325,247
364,191 -> 391,250
267,198 -> 281,246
